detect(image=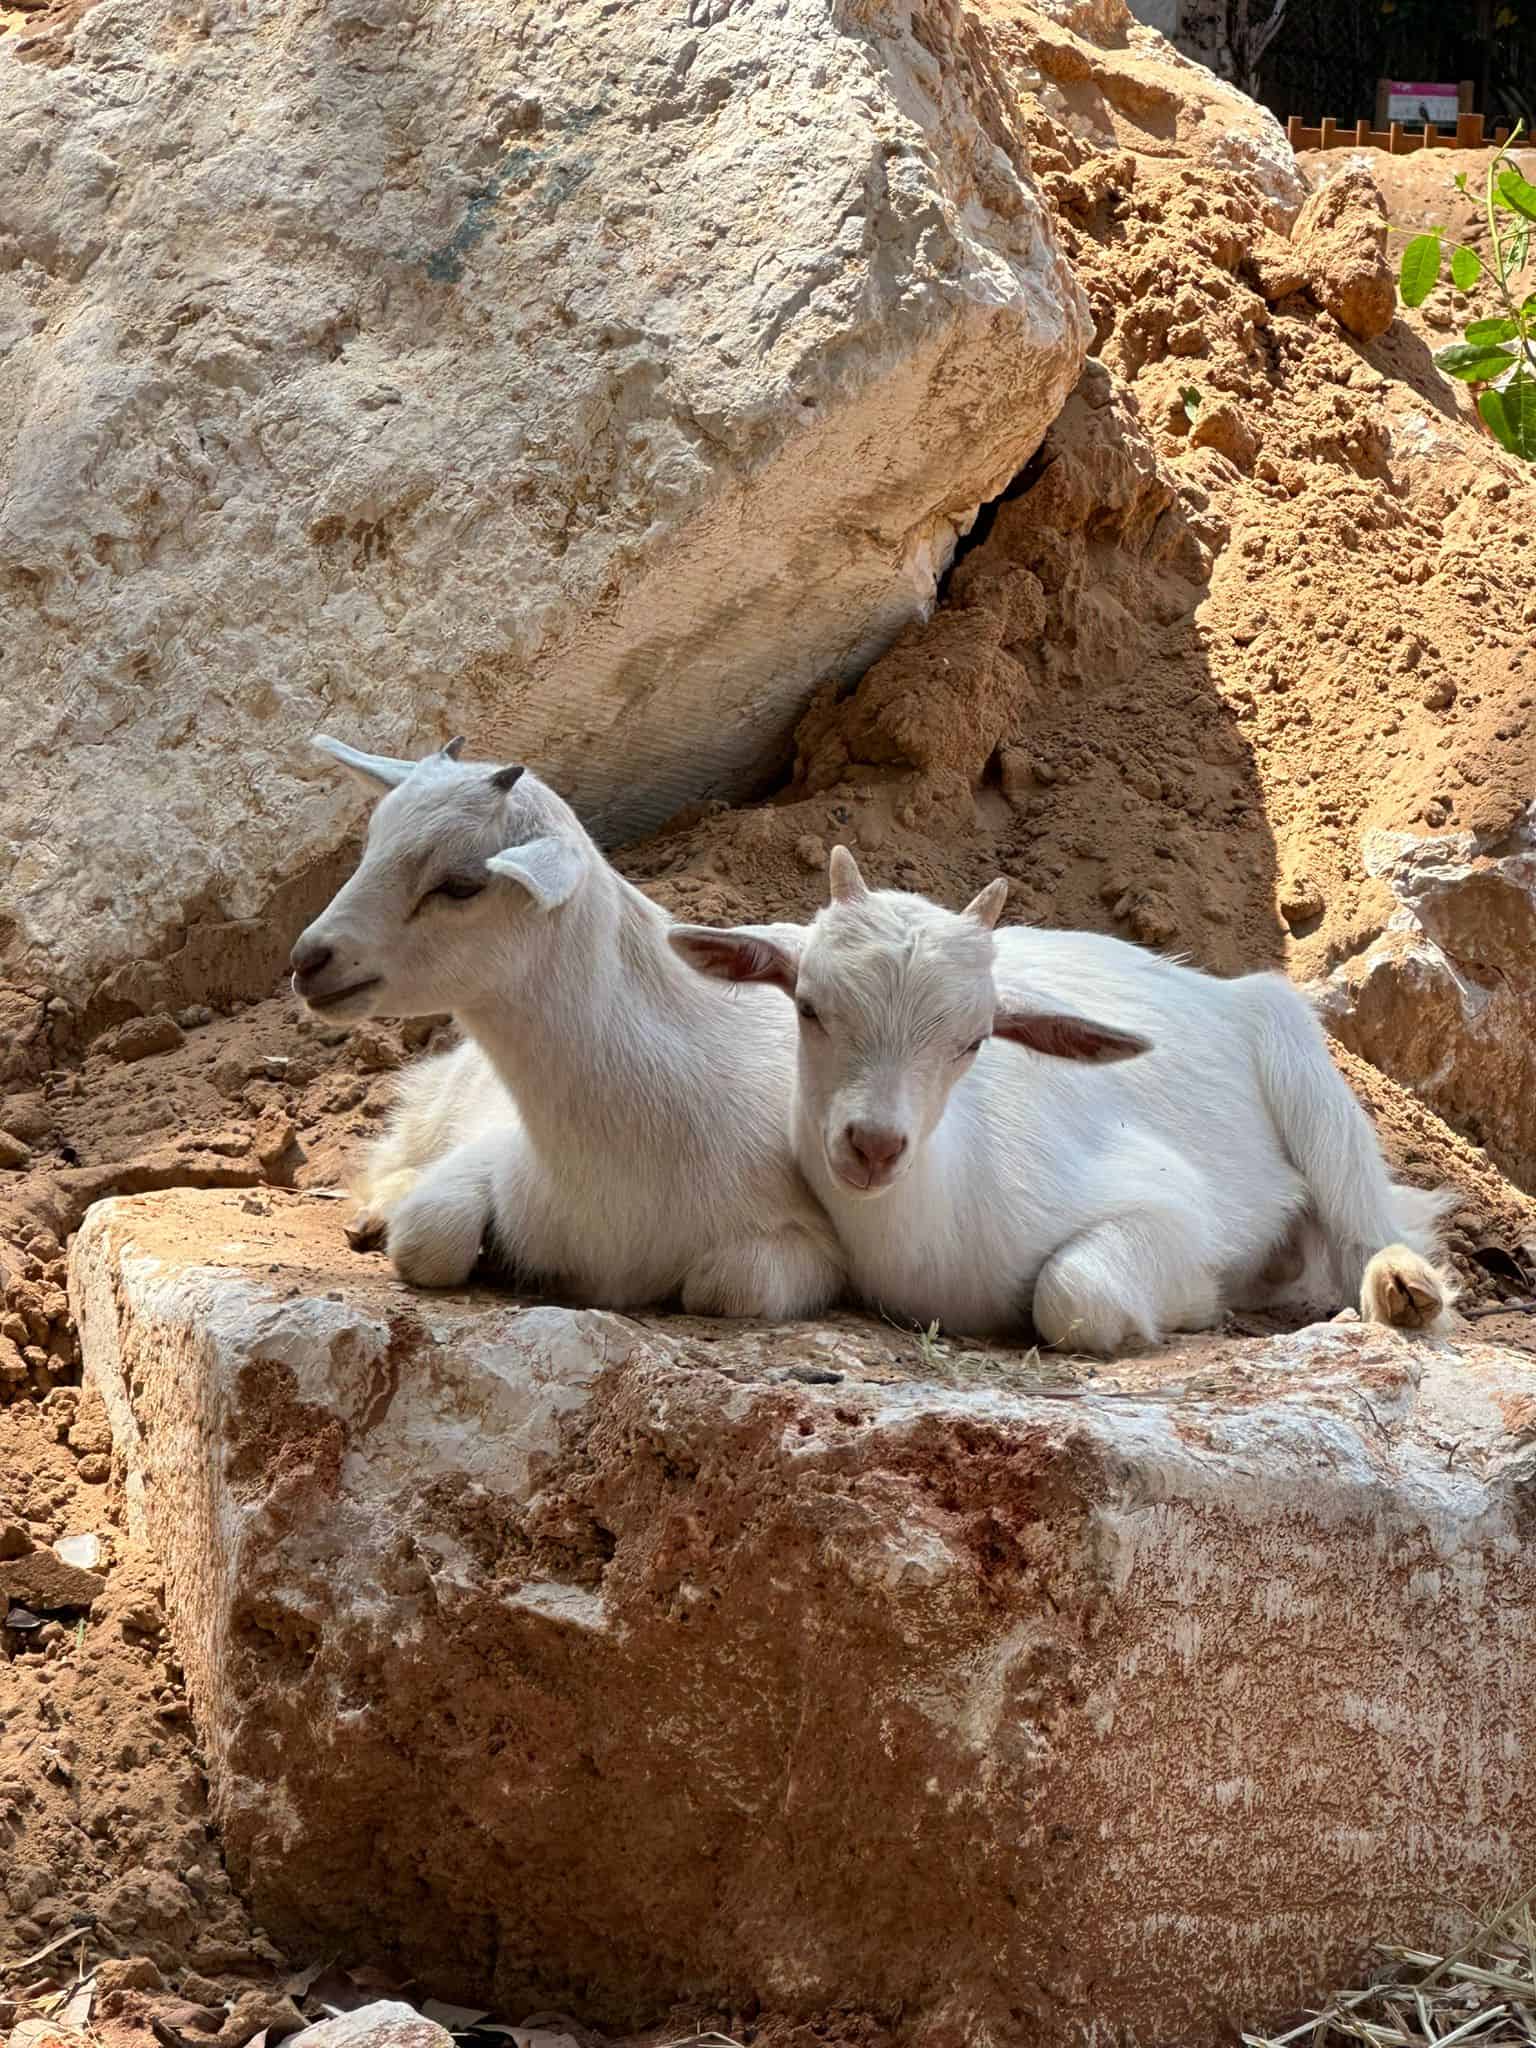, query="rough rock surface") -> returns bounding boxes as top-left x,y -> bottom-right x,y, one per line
73,1188 -> 1536,2047
0,0 -> 1089,1012
289,2007 -> 454,2048
1319,809 -> 1536,1193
